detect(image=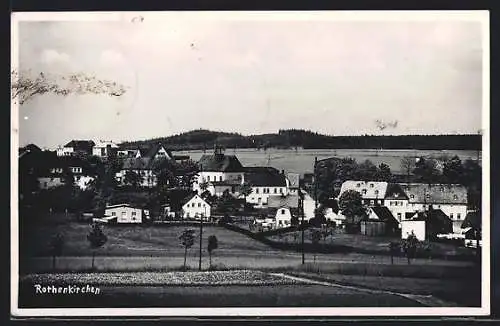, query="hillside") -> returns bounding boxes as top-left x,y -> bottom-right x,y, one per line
119,129 -> 481,151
